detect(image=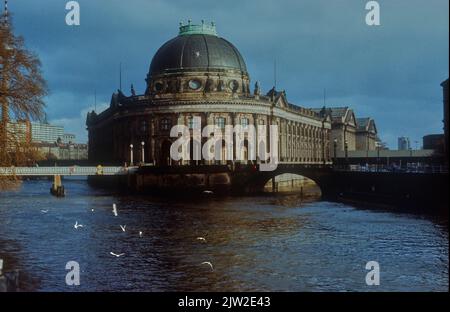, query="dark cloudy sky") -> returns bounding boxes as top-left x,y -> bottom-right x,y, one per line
7,0 -> 449,148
